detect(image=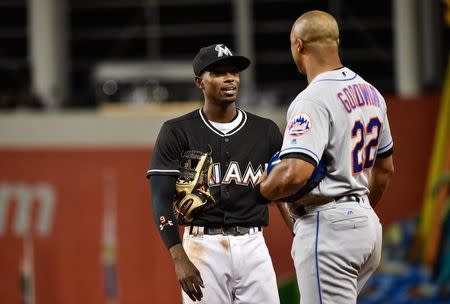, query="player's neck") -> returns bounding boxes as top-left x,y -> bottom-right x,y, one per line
306,58 -> 343,83
202,102 -> 237,123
